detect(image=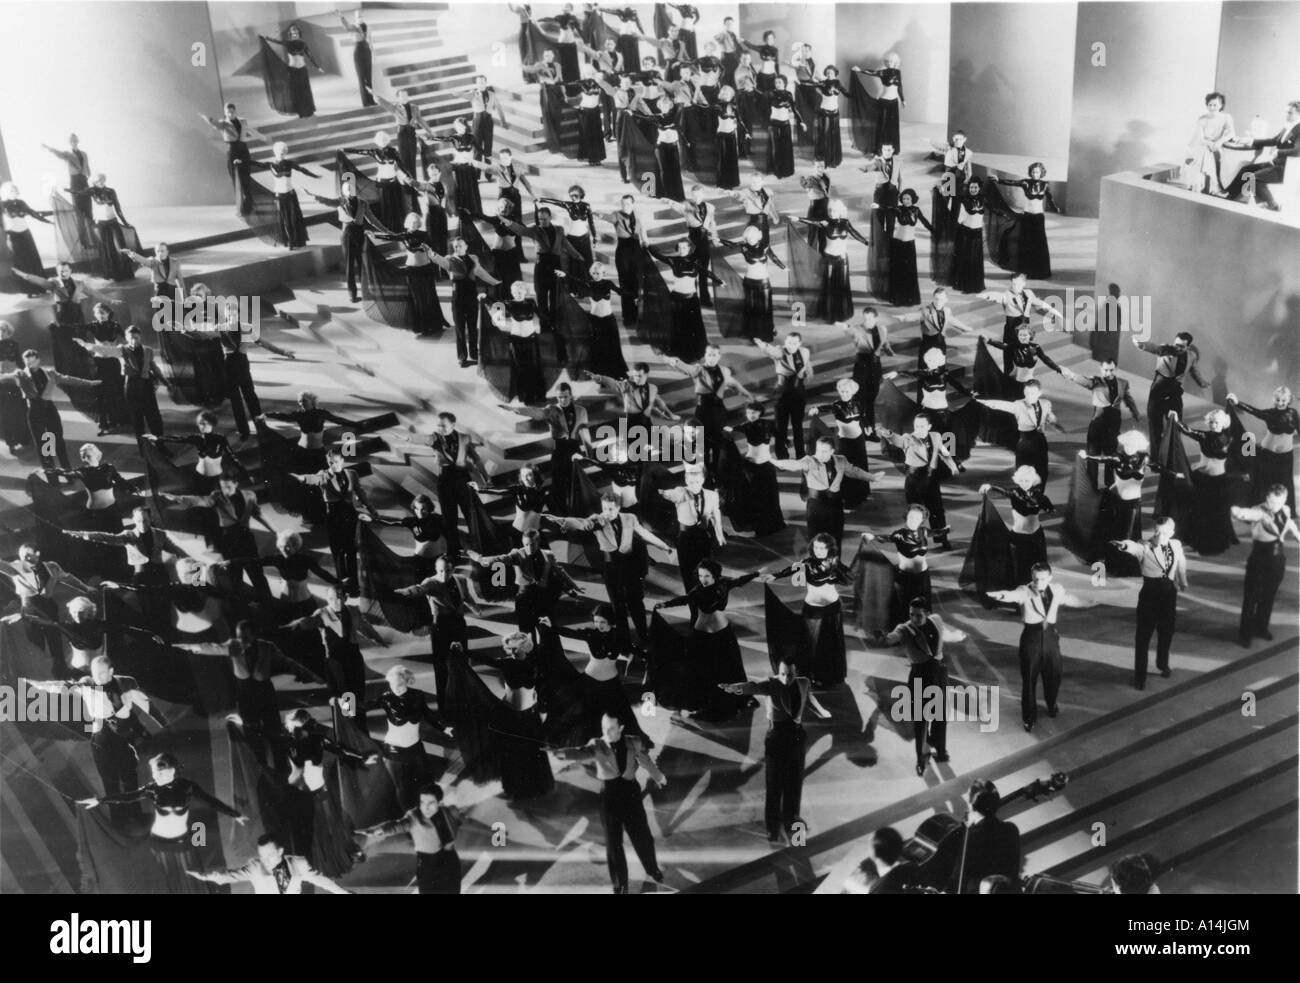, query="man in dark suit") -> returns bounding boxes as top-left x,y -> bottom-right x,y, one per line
867,826 -> 921,894
956,780 -> 1022,893
1224,101 -> 1299,208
